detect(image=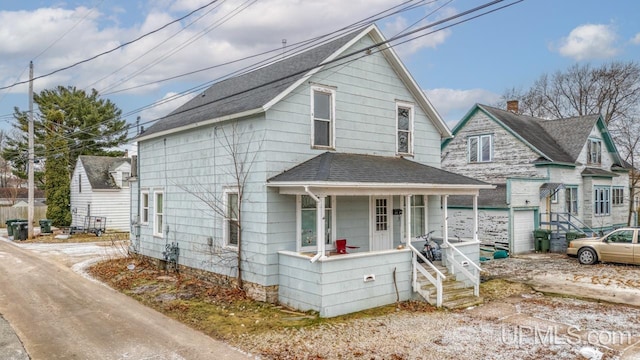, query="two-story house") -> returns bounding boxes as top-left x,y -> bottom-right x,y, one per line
442,102 -> 630,254
130,25 -> 492,317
